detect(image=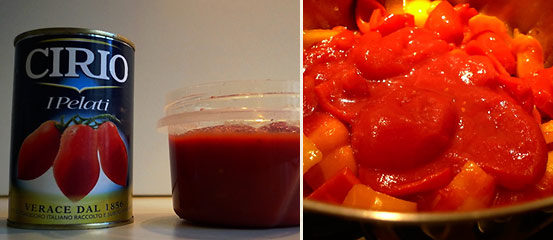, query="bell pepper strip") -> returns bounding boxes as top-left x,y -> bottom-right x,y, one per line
303,134 -> 323,174
424,1 -> 464,45
342,184 -> 417,212
304,145 -> 357,190
467,14 -> 511,43
303,112 -> 349,154
432,161 -> 496,211
359,166 -> 453,197
307,167 -> 361,204
303,29 -> 343,49
355,0 -> 386,34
